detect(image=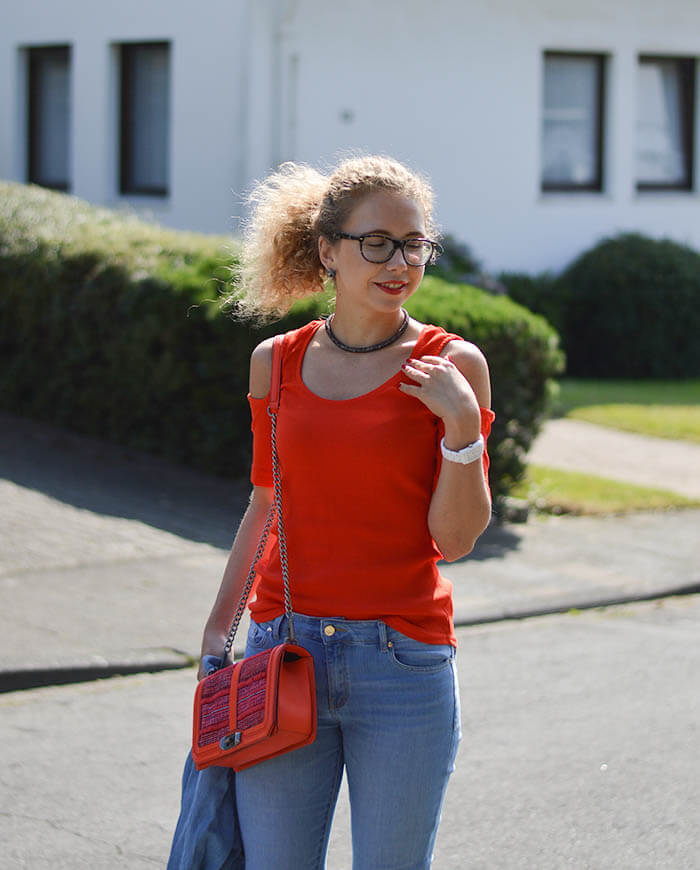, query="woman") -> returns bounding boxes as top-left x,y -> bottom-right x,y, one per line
200,155 -> 494,869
